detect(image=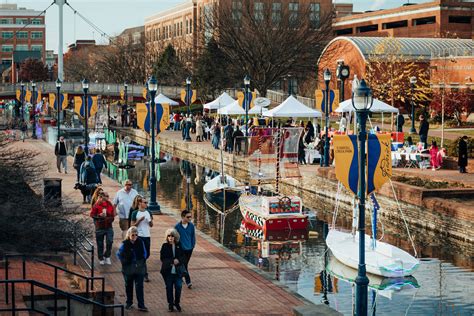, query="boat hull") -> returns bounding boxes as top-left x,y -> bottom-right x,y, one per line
205,189 -> 240,211
326,229 -> 419,278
